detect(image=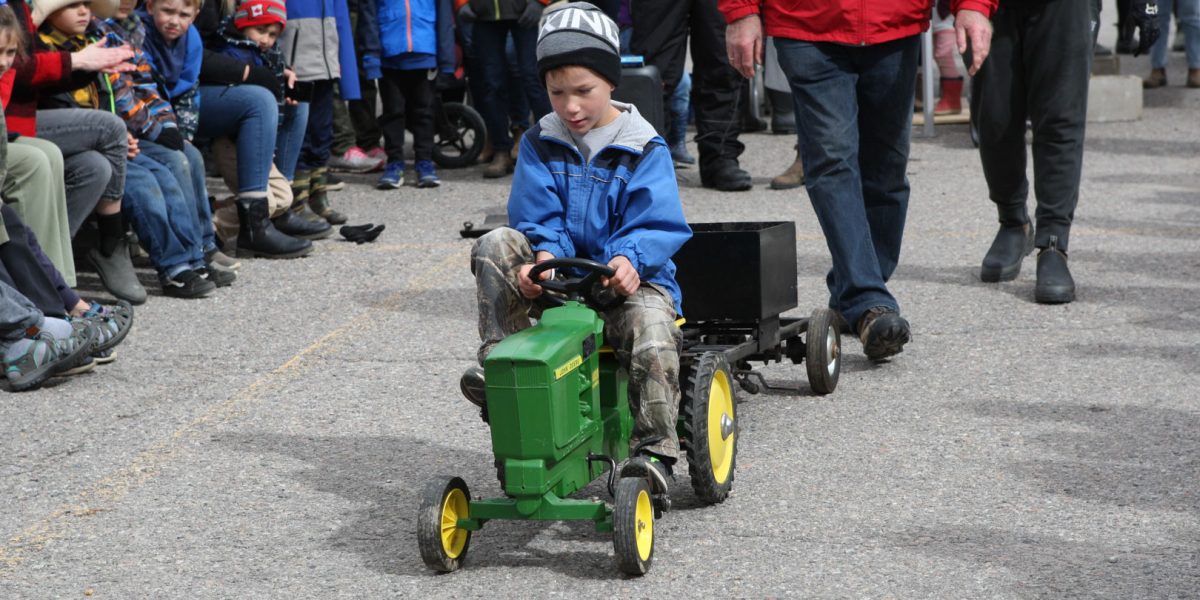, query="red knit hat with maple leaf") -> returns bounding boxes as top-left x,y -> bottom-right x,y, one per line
233,0 -> 287,30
